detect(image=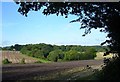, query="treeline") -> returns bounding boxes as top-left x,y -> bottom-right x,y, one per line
2,44 -> 23,51
21,43 -> 98,62
1,43 -> 108,62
